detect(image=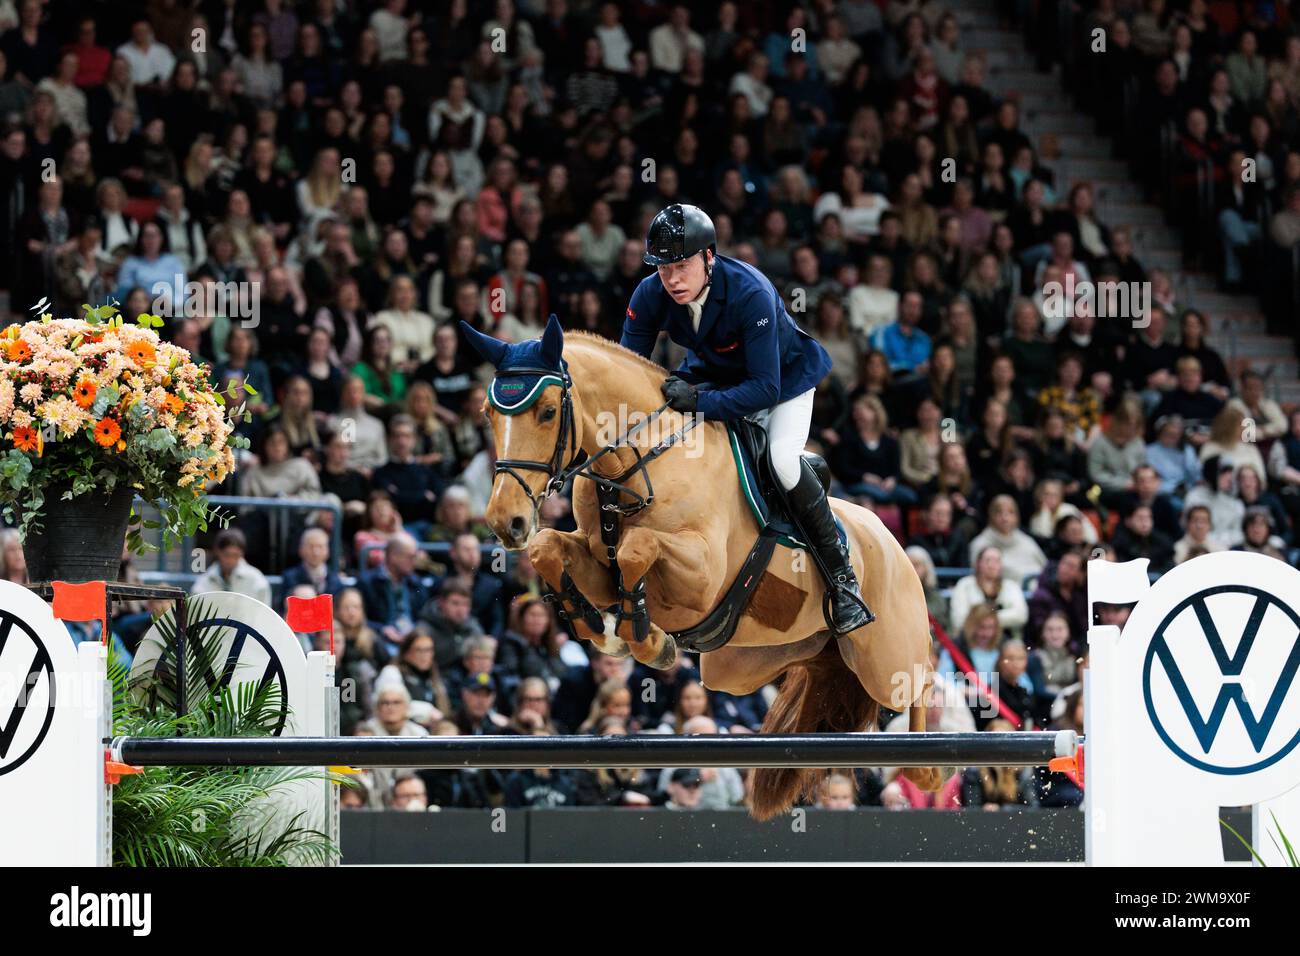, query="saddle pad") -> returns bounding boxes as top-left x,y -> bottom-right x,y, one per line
726,424 -> 847,551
